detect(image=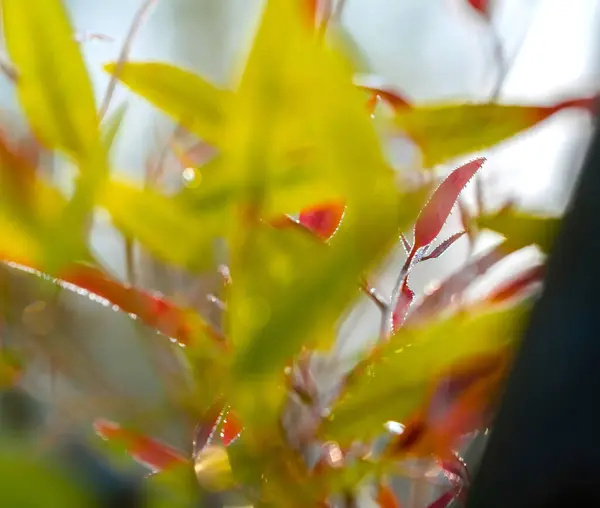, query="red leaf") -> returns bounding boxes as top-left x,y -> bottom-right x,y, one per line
427,490 -> 456,508
485,264 -> 544,304
358,85 -> 412,113
421,231 -> 467,261
60,264 -> 211,346
393,279 -> 414,329
413,158 -> 485,253
299,201 -> 345,240
377,483 -> 403,508
400,233 -> 412,254
406,243 -> 513,326
94,419 -> 188,472
193,404 -> 242,454
466,0 -> 490,17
